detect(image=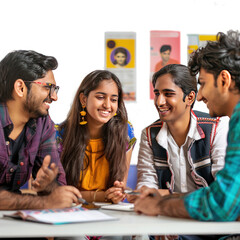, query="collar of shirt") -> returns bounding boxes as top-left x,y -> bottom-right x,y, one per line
0,103 -> 12,129
0,103 -> 37,140
156,111 -> 203,149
